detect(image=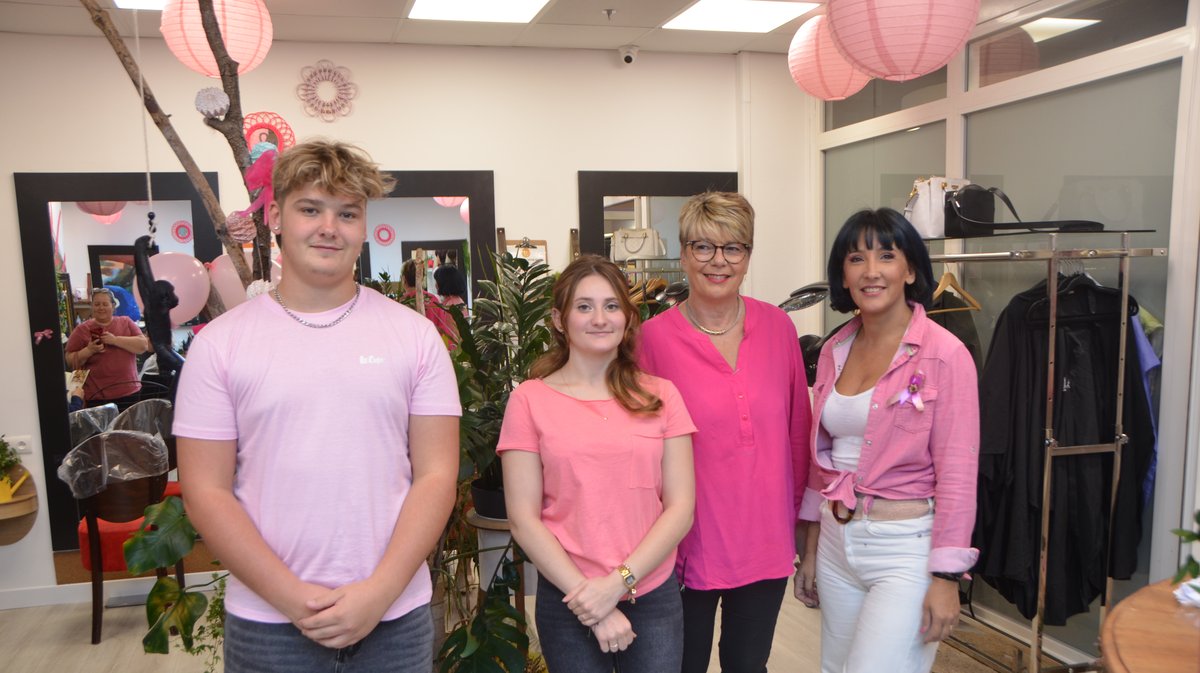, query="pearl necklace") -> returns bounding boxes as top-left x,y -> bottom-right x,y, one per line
684,297 -> 743,336
274,284 -> 361,329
